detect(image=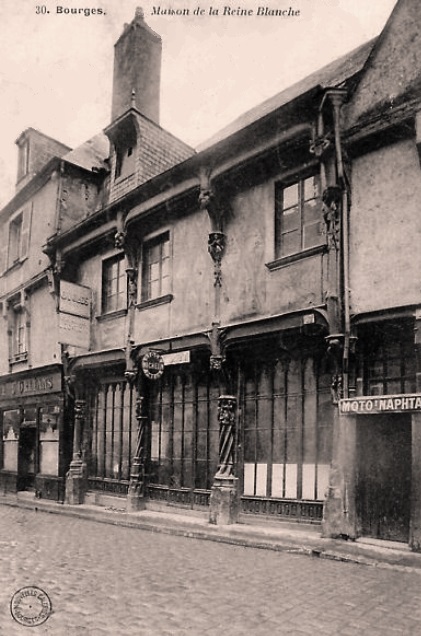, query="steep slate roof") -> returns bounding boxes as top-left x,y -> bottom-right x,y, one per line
136,114 -> 195,185
64,133 -> 110,172
198,38 -> 377,151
